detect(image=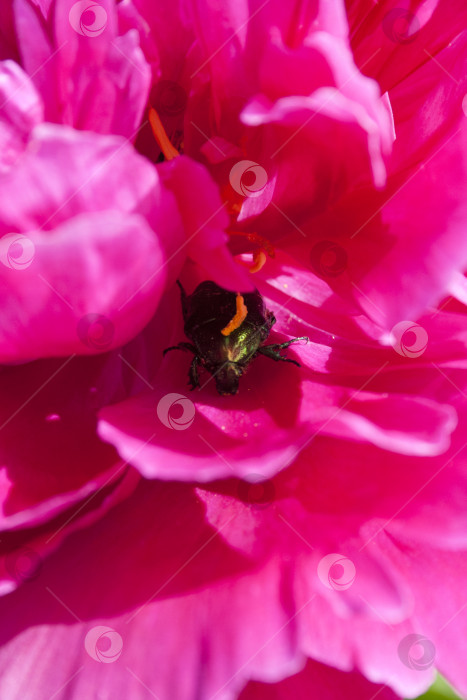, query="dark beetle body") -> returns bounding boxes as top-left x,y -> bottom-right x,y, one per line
164,281 -> 309,395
